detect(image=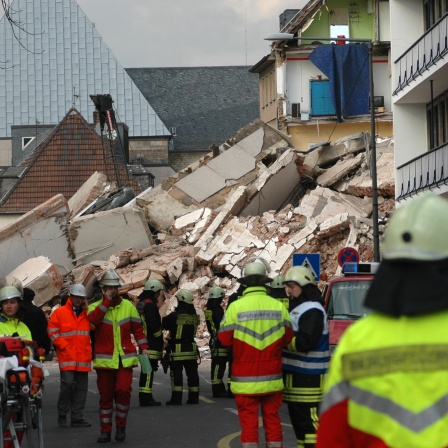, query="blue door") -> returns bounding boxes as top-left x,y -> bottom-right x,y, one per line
310,80 -> 336,116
